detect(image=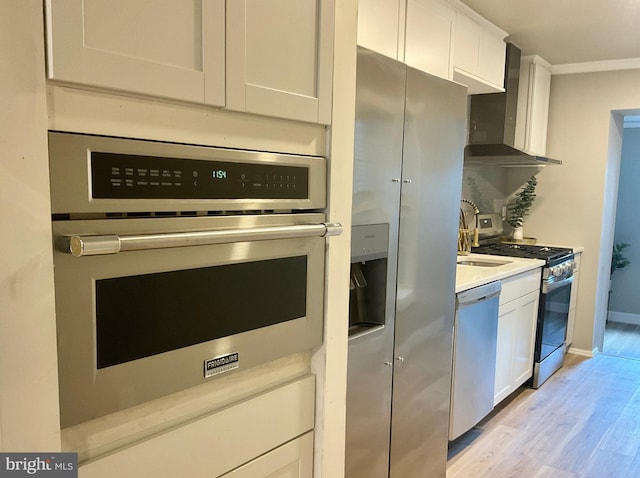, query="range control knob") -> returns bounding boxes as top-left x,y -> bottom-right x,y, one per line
552,266 -> 563,277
